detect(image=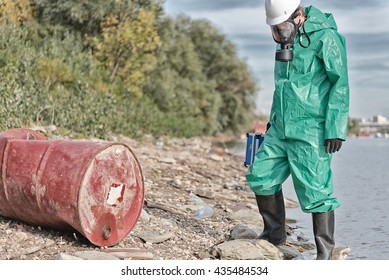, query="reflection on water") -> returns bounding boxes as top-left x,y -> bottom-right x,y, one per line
226,137 -> 389,260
